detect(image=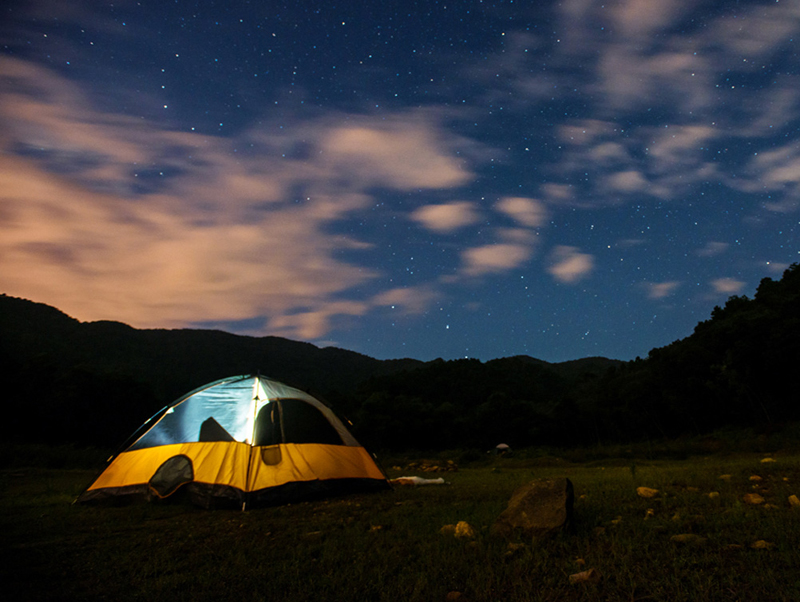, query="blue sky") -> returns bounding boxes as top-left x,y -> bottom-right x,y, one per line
1,0 -> 798,362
